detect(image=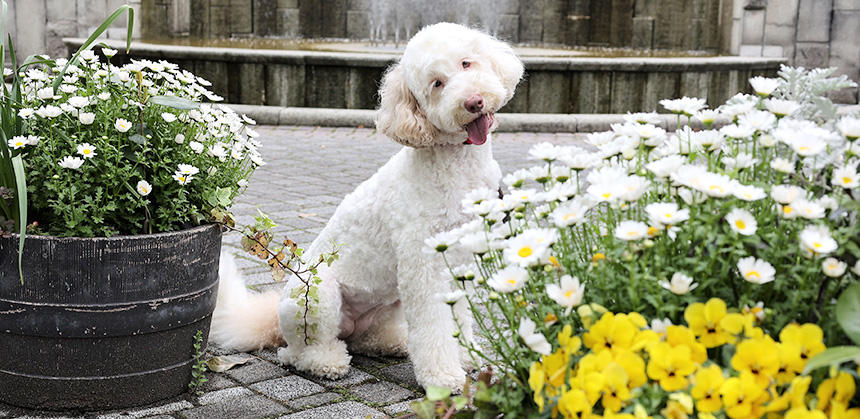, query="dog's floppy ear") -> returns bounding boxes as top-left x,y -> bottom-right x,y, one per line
376,64 -> 439,148
484,37 -> 525,103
